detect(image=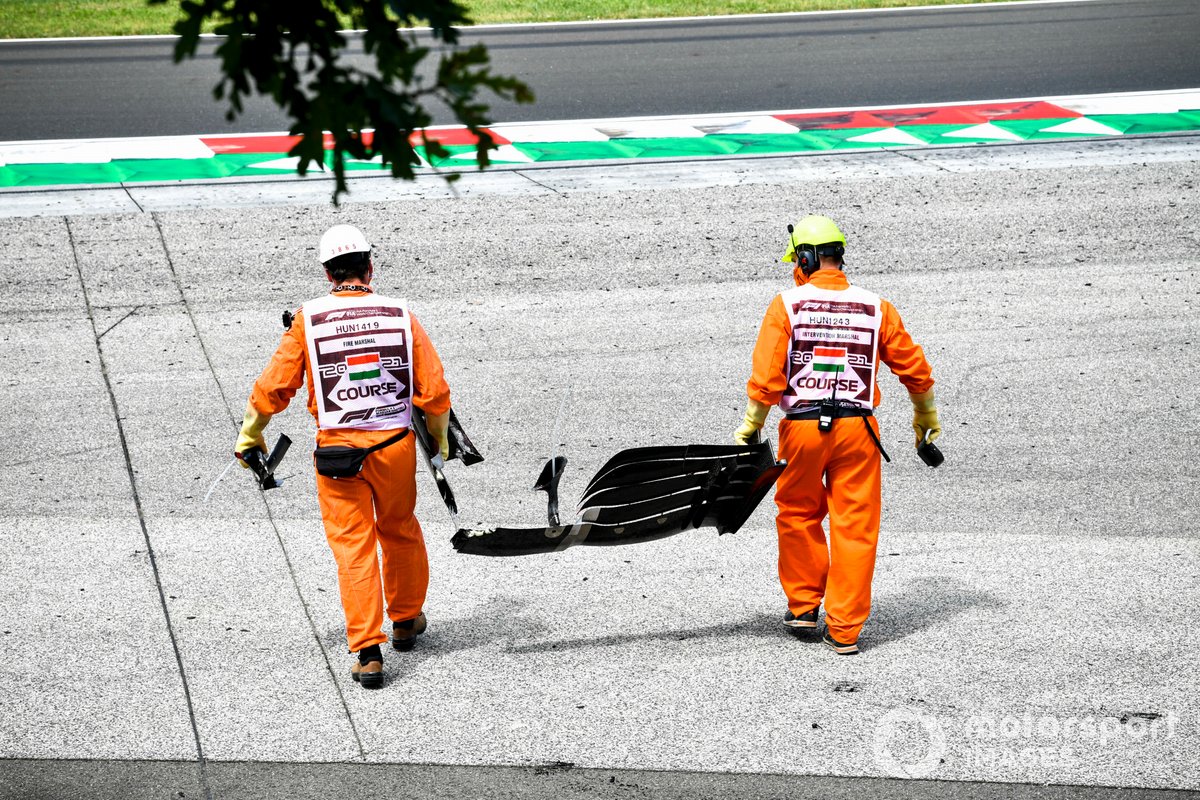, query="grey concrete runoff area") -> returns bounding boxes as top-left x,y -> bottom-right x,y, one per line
1,134 -> 1198,800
